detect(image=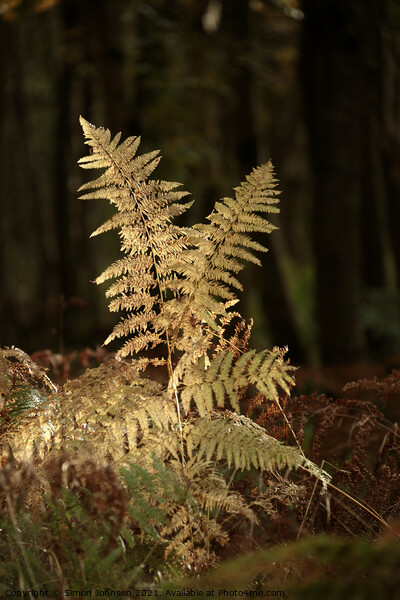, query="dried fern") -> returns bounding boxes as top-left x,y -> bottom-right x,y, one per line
78,118 -> 296,412
2,120 -> 328,481
78,119 -> 282,365
169,162 -> 280,348
79,117 -> 192,363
